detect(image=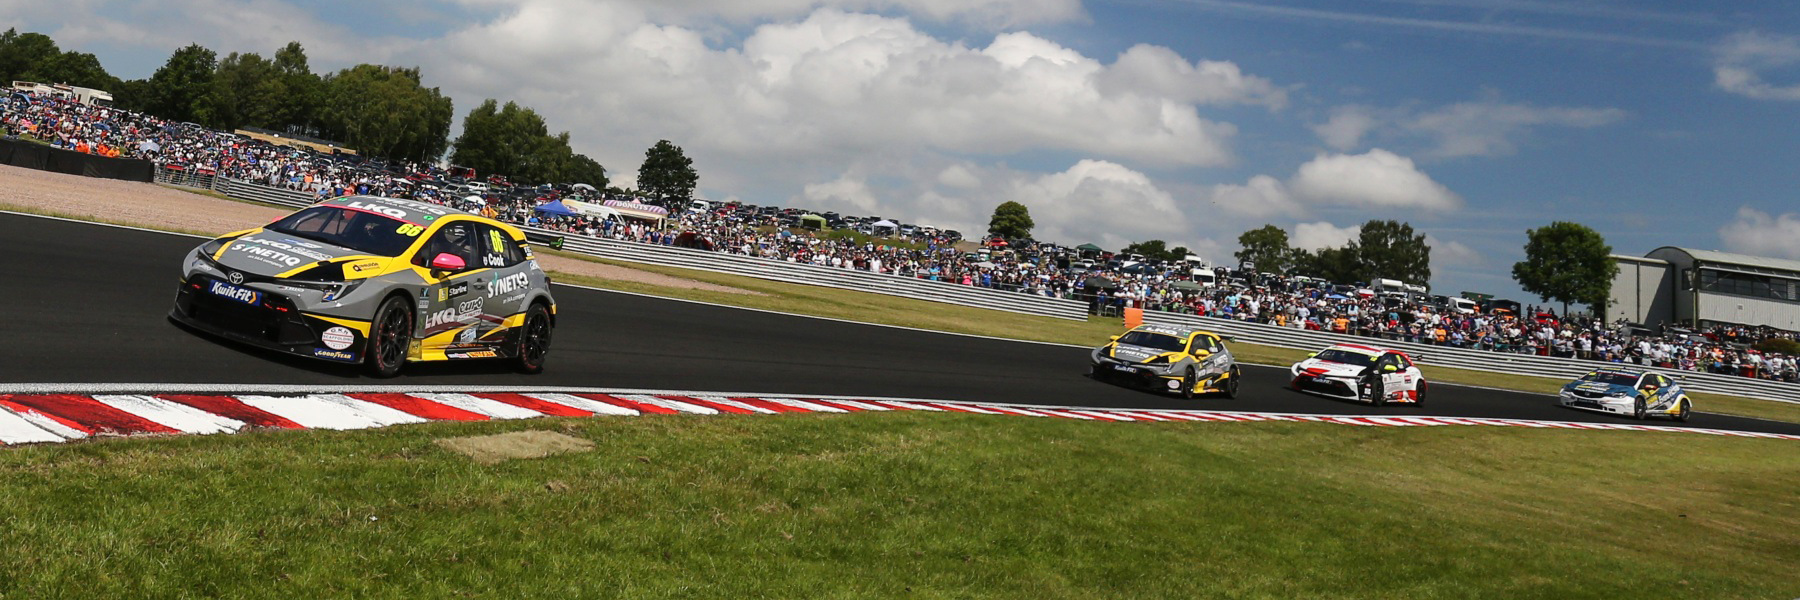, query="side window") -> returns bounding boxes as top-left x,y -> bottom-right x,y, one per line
413,222 -> 475,268
1204,335 -> 1222,353
1395,354 -> 1414,369
476,224 -> 525,268
1379,354 -> 1401,370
